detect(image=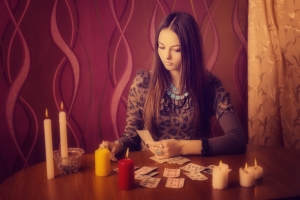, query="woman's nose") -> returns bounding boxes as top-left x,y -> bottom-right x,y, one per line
165,50 -> 171,60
